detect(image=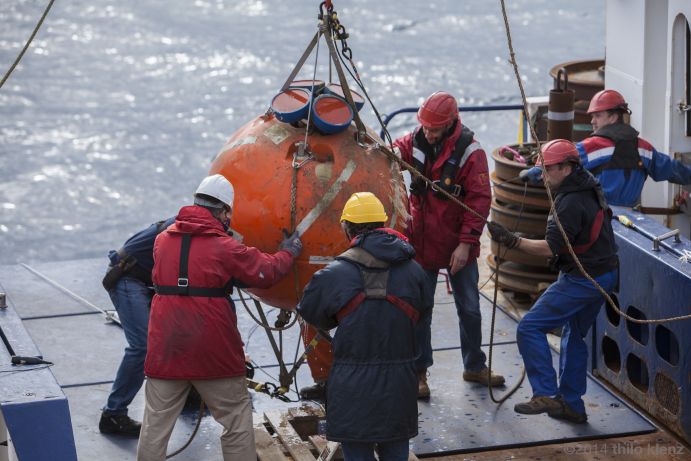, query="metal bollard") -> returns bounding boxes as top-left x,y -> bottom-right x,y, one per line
548,67 -> 575,141
0,292 -> 6,309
